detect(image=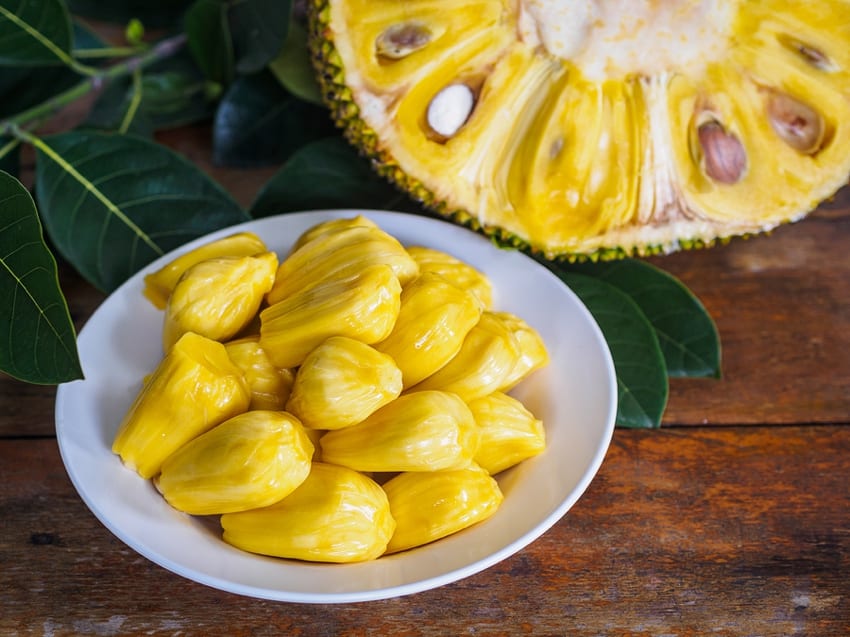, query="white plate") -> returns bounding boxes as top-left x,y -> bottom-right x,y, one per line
55,210 -> 616,603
